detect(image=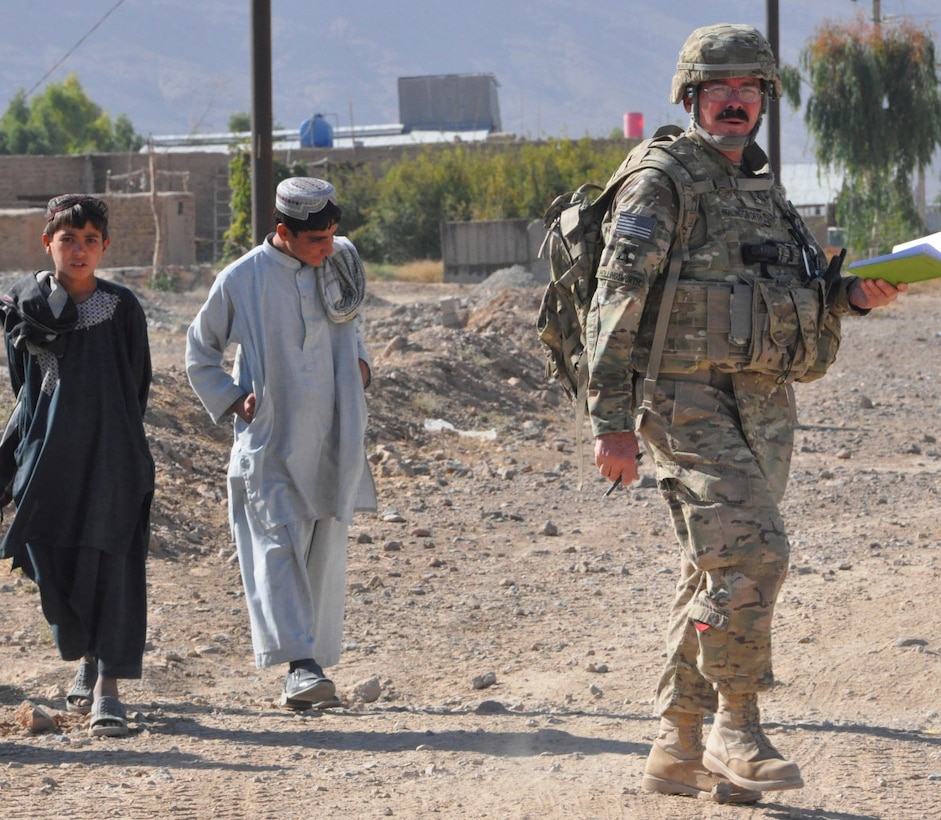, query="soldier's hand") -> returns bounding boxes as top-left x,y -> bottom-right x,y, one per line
849,277 -> 907,310
595,431 -> 642,488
